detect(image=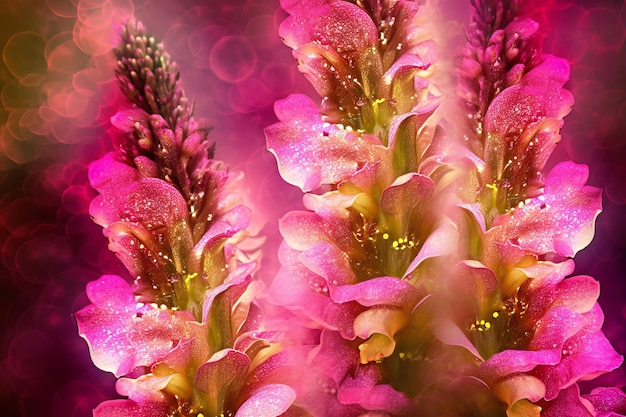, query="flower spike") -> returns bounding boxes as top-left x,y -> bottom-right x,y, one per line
267,0 -> 624,415
78,19 -> 296,417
